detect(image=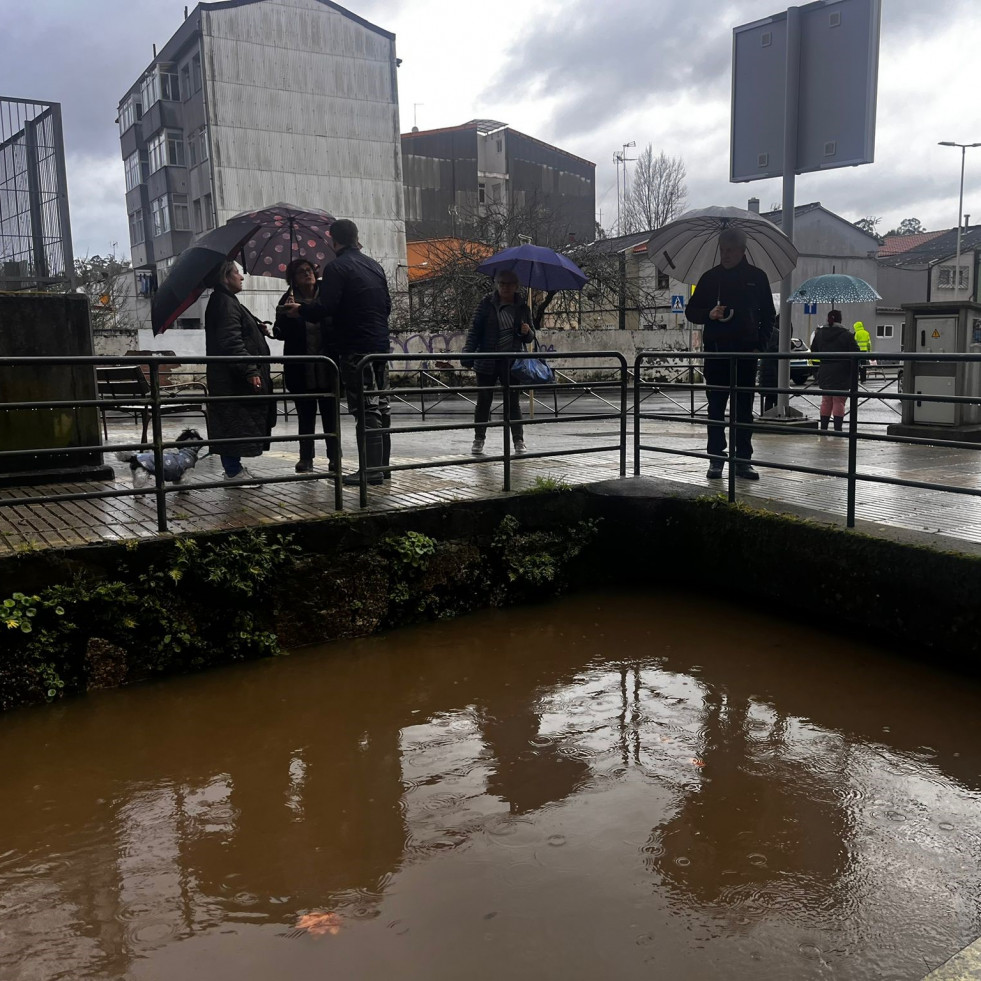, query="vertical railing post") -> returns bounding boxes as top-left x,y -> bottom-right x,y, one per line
502,355 -> 512,492
846,356 -> 859,528
331,357 -> 343,511
148,359 -> 168,532
419,365 -> 426,421
619,355 -> 627,477
727,354 -> 737,502
633,354 -> 642,476
355,359 -> 368,508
